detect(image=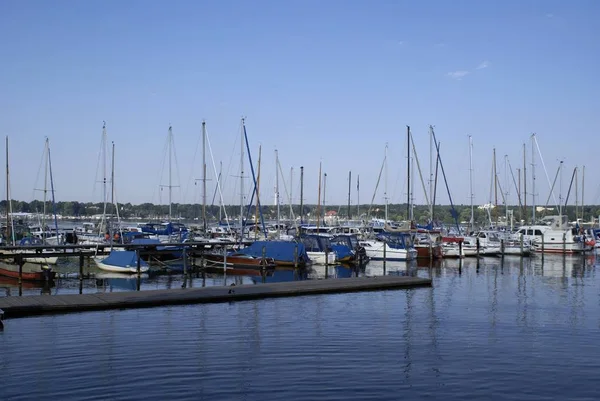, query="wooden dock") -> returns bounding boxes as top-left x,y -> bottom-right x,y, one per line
0,276 -> 431,319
